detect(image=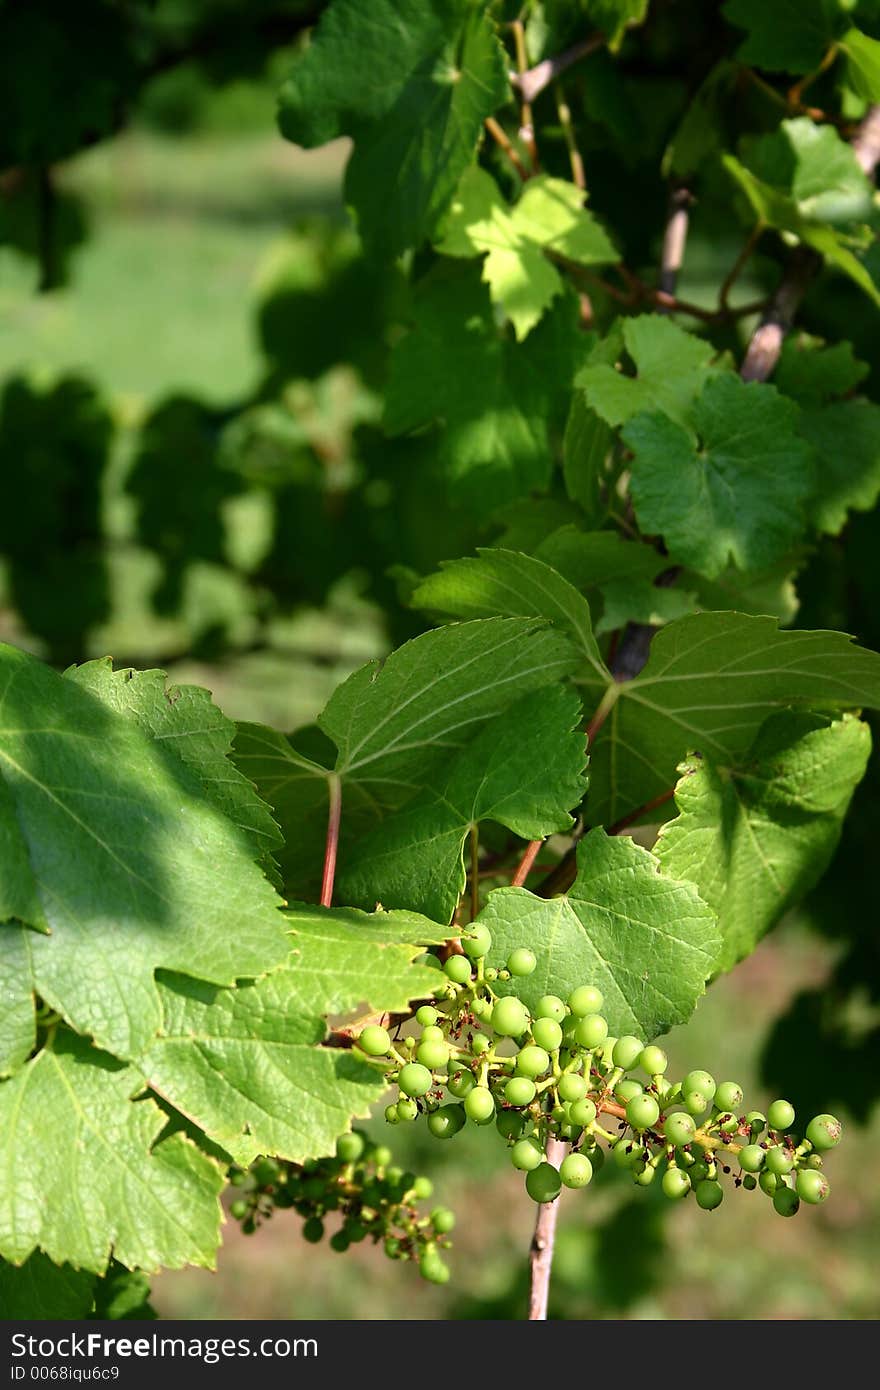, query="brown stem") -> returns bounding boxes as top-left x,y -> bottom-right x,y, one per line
511,838 -> 543,887
607,786 -> 676,836
740,103 -> 880,383
528,1137 -> 566,1320
659,186 -> 692,300
511,21 -> 539,170
484,116 -> 529,180
320,775 -> 342,908
512,35 -> 604,106
718,222 -> 764,312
